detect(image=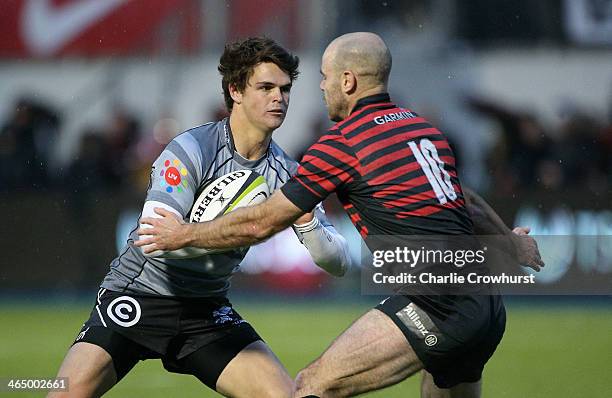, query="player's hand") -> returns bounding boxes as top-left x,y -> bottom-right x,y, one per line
511,226 -> 545,272
135,207 -> 190,253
